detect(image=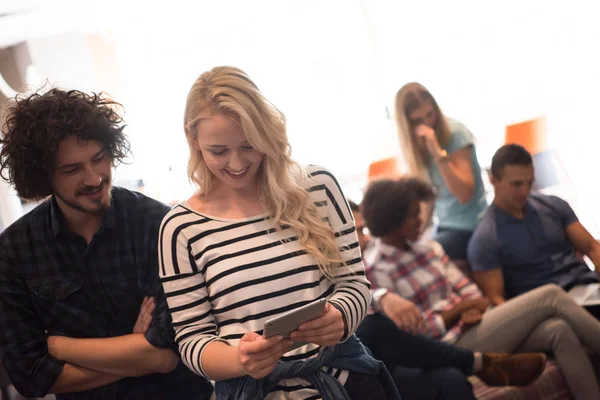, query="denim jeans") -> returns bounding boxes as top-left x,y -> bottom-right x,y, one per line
356,313 -> 475,400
